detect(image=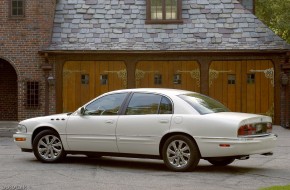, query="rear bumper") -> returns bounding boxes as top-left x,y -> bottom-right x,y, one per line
196,134 -> 278,158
